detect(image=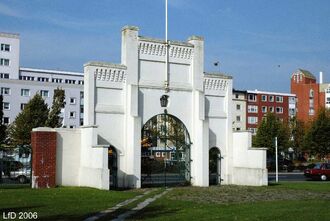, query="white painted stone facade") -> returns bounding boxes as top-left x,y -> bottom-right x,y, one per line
48,26 -> 267,189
